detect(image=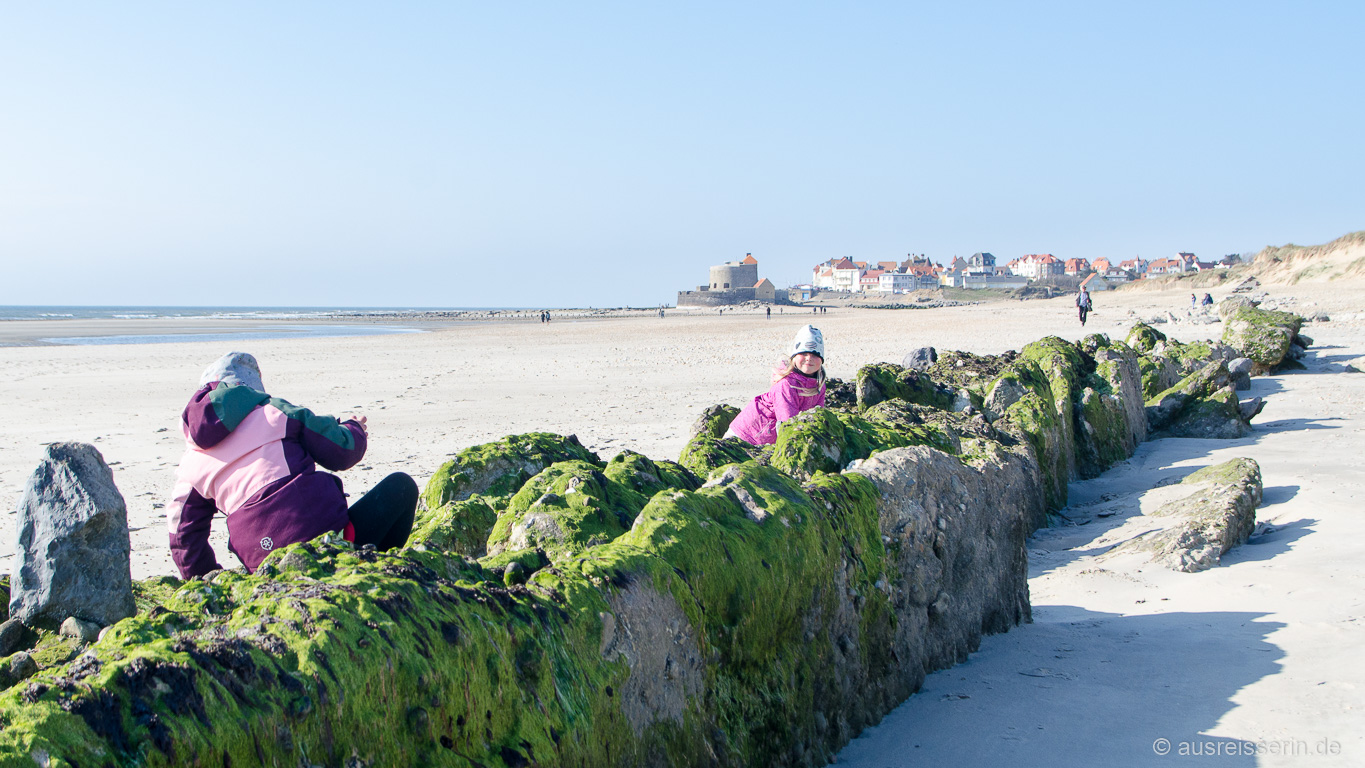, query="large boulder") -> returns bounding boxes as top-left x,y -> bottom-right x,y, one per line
9,443 -> 135,630
1221,305 -> 1305,374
